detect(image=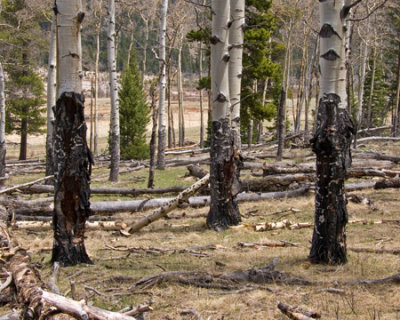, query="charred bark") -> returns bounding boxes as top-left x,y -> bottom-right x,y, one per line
309,94 -> 354,265
207,119 -> 242,231
52,92 -> 93,266
148,84 -> 158,188
19,116 -> 28,161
